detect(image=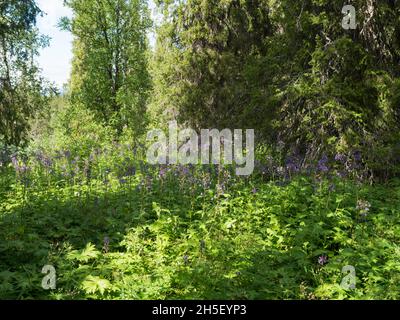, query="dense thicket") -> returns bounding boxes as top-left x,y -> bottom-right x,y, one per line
0,0 -> 49,146
150,0 -> 400,176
